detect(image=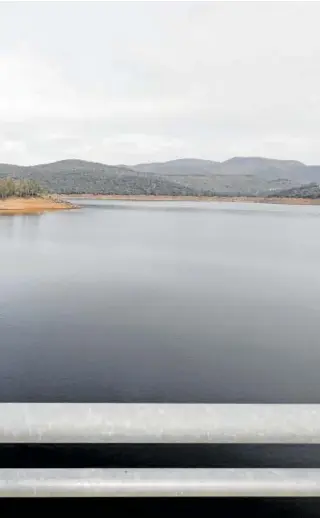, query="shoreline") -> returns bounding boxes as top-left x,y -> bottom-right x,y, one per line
66,194 -> 320,206
0,196 -> 75,215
